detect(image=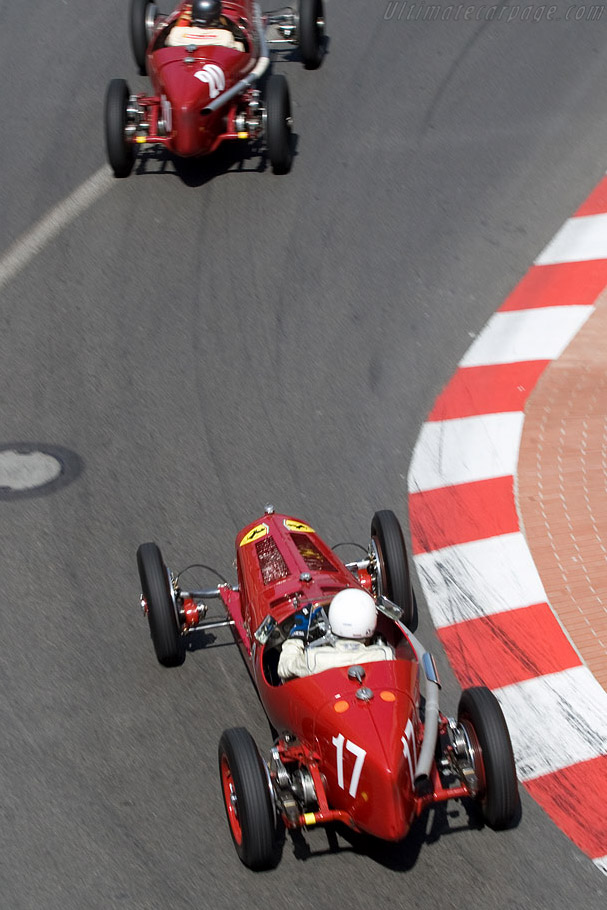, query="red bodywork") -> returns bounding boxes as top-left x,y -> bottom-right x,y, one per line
141,1 -> 261,157
207,511 -> 468,842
